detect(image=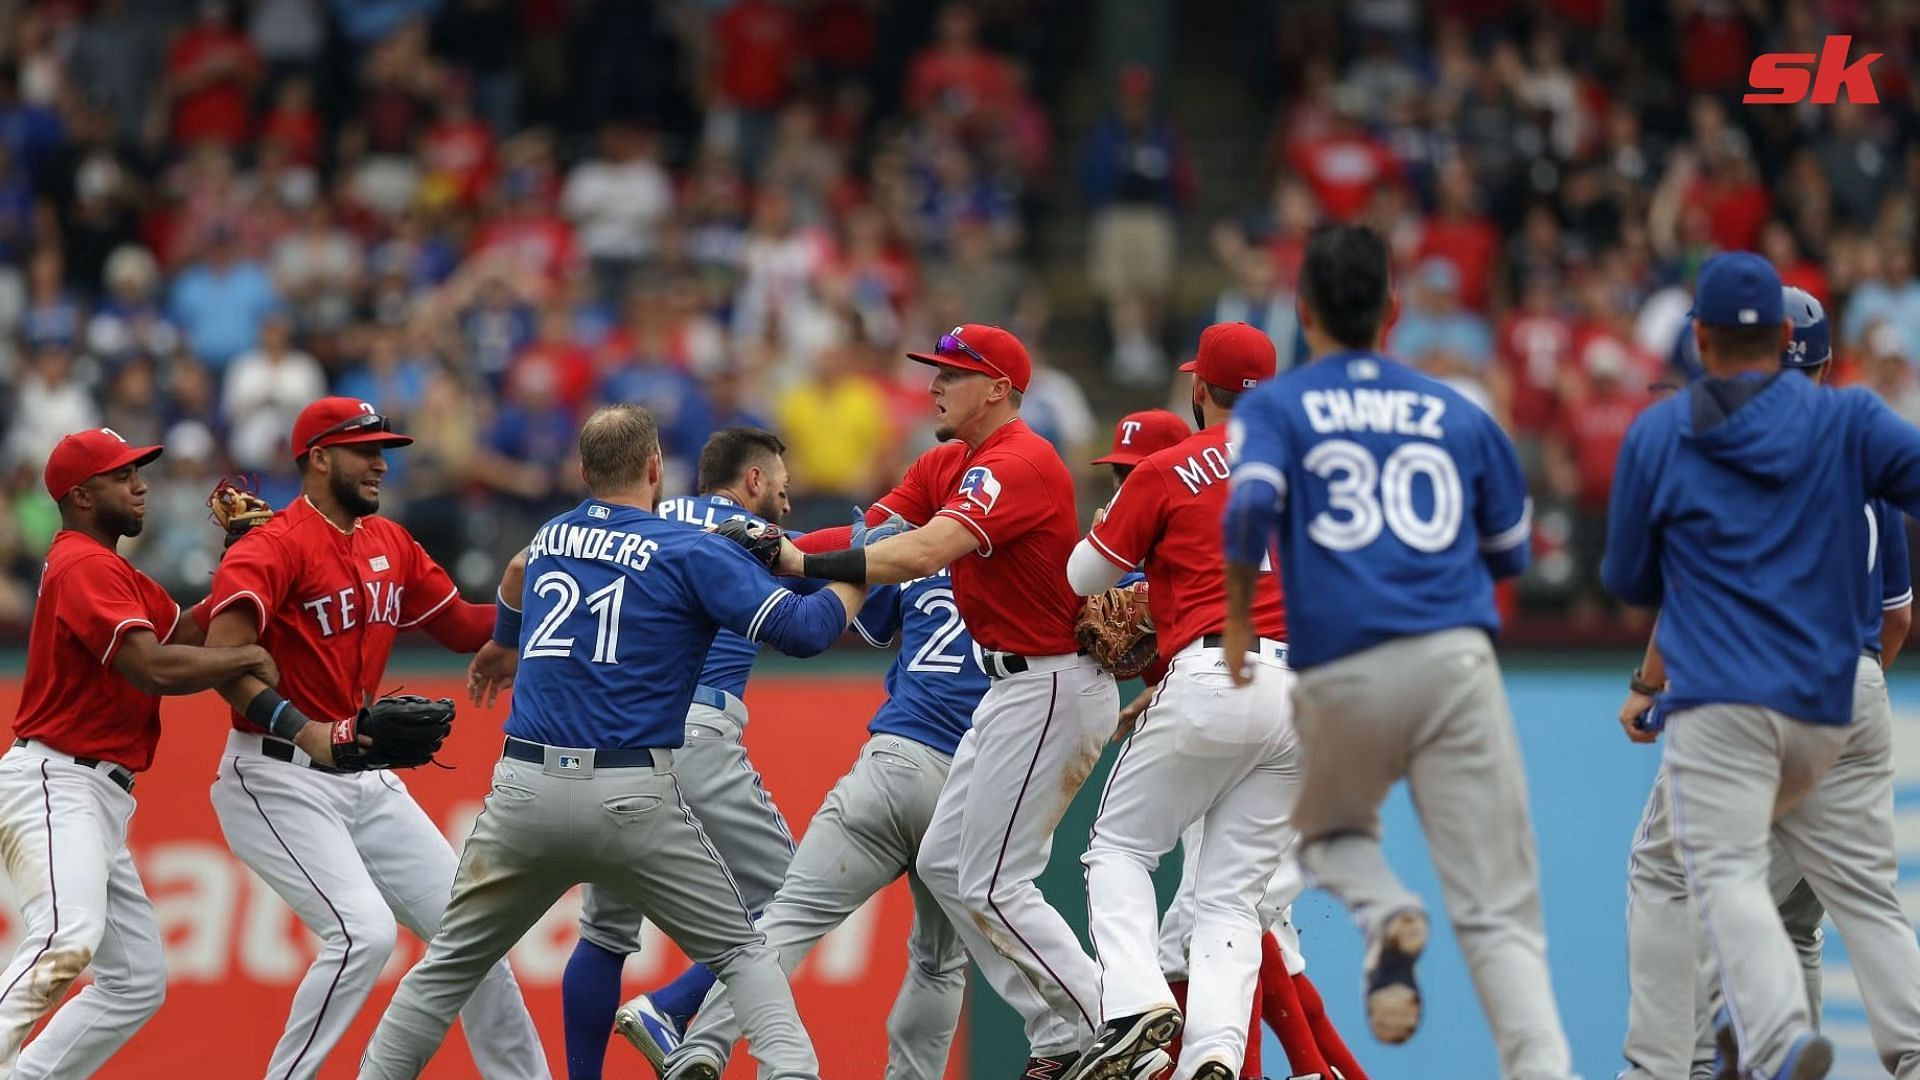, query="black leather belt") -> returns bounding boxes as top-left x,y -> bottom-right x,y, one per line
502,737 -> 666,769
260,735 -> 343,773
14,738 -> 134,793
978,648 -> 1088,680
